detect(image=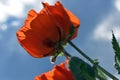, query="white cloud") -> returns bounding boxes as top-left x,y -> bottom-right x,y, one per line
93,0 -> 120,41
0,0 -> 24,22
0,0 -> 56,23
10,21 -> 20,27
0,24 -> 7,31
20,0 -> 35,5
115,0 -> 120,12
